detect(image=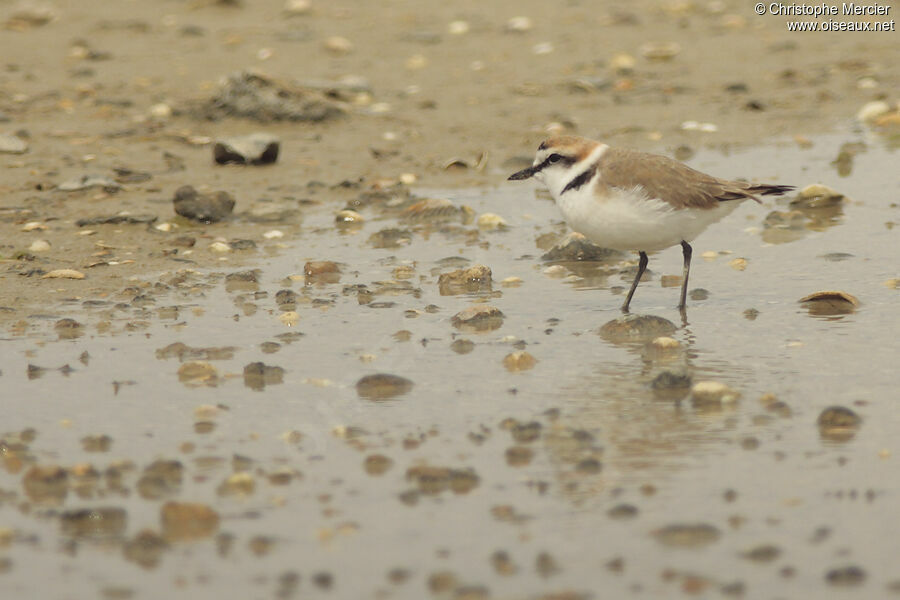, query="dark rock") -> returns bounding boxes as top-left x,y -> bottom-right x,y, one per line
356,373 -> 413,400
214,133 -> 280,165
173,185 -> 235,223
